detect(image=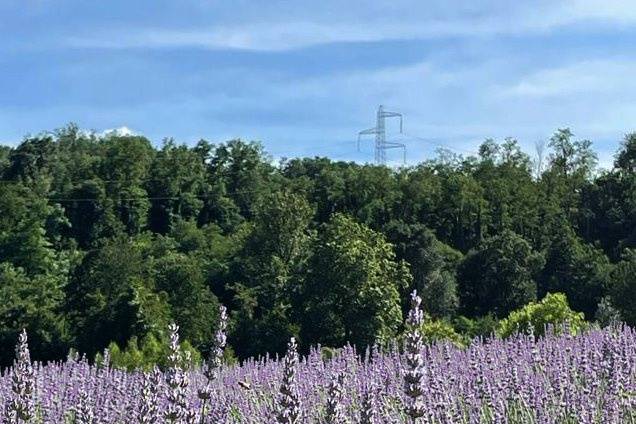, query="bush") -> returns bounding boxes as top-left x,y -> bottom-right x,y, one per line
421,319 -> 465,347
498,293 -> 586,338
97,334 -> 202,371
453,314 -> 499,340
